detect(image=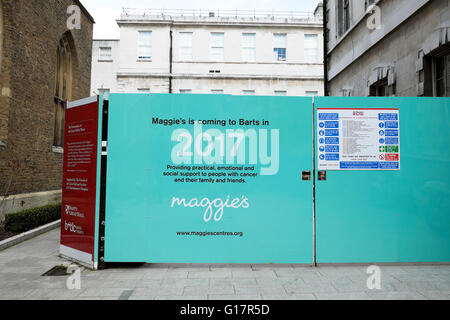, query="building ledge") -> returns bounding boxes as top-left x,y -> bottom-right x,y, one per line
116,72 -> 324,81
